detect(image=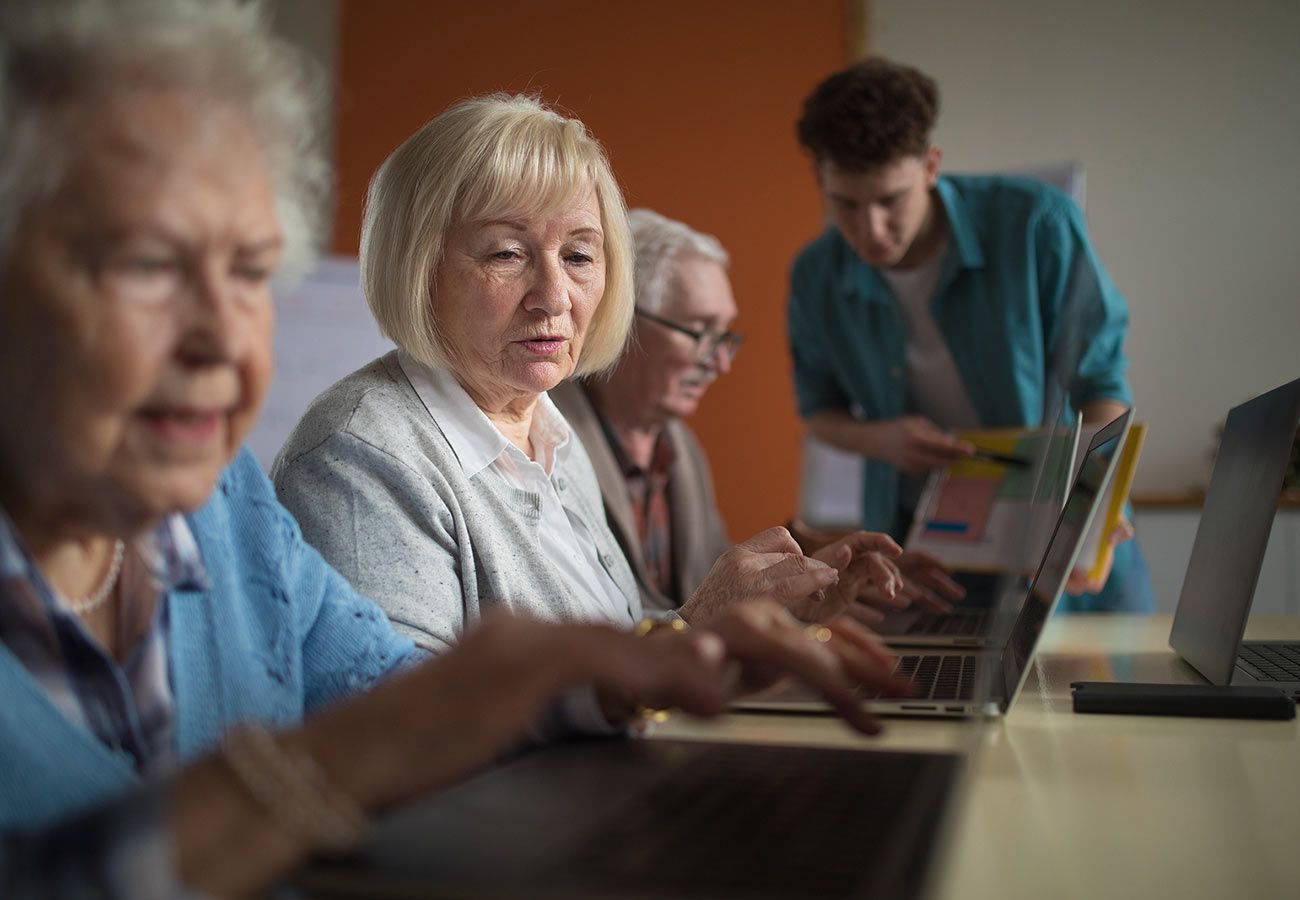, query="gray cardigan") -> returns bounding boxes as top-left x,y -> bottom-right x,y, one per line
271,351 -> 642,653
